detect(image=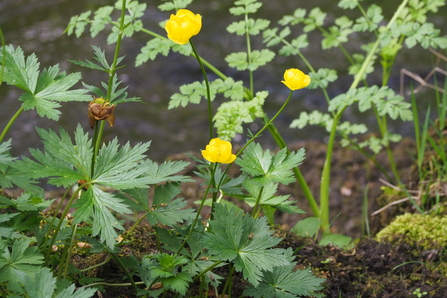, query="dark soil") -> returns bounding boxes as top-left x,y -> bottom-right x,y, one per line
69,137 -> 447,297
